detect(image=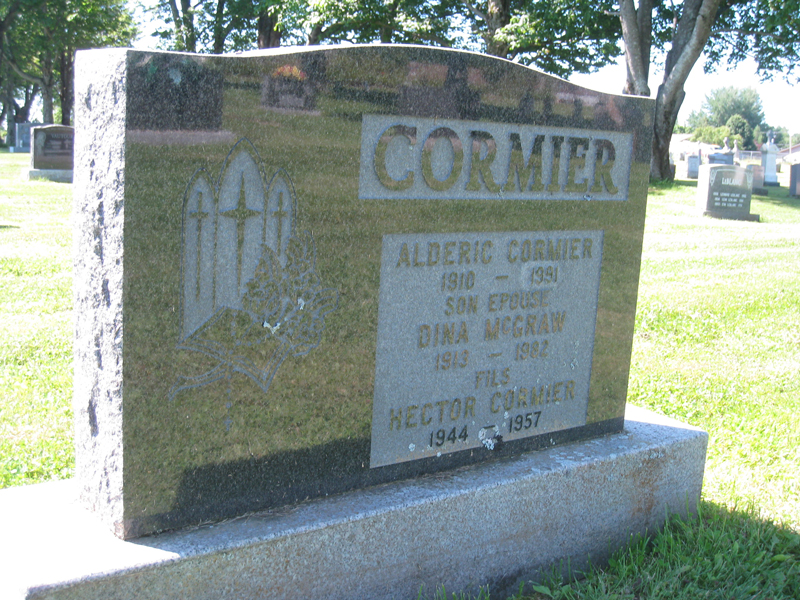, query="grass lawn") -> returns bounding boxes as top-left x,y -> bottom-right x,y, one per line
1,148 -> 798,598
